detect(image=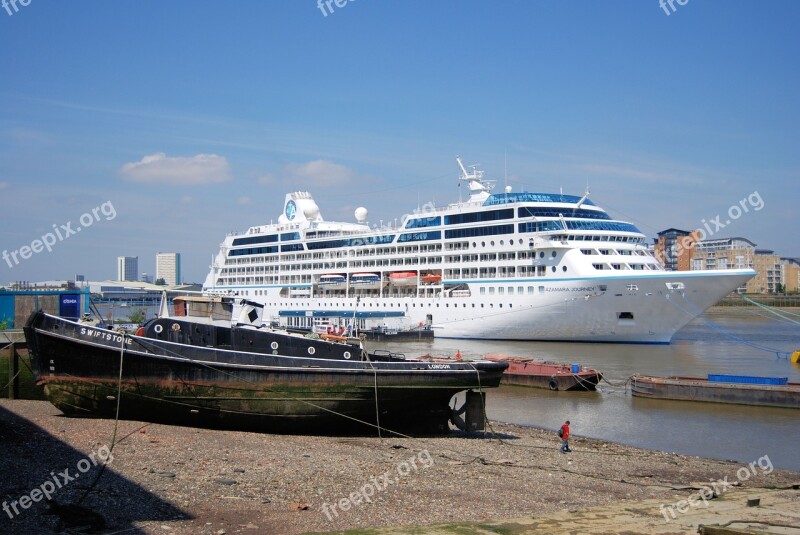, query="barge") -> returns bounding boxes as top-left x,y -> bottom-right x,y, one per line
484,355 -> 603,391
631,374 -> 800,409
